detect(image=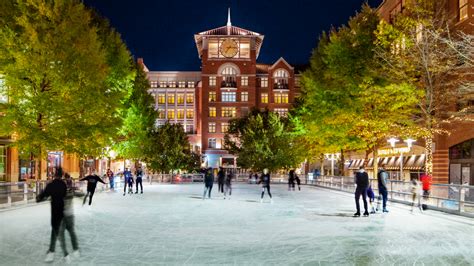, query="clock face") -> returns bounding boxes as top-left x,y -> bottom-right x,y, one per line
220,38 -> 239,58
